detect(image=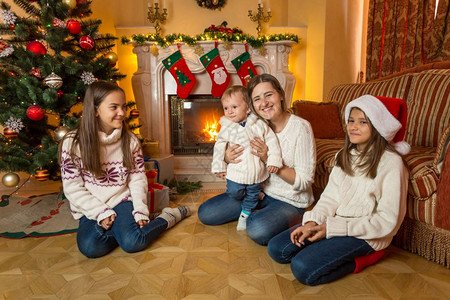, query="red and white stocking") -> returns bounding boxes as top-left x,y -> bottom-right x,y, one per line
200,44 -> 231,97
162,46 -> 196,99
231,44 -> 258,86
